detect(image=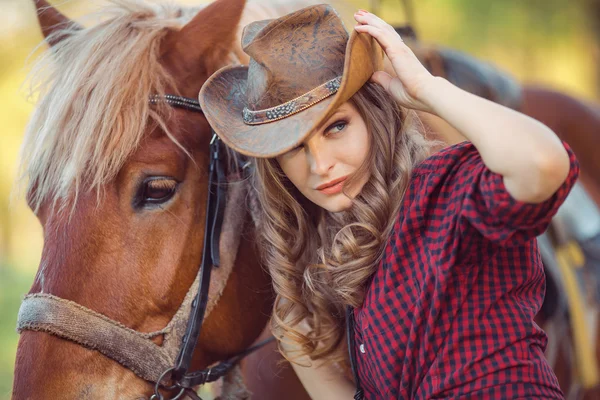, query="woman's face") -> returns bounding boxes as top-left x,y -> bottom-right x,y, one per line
276,102 -> 371,213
